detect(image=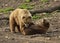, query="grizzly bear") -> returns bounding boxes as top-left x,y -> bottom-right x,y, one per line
9,8 -> 33,35
29,19 -> 50,34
